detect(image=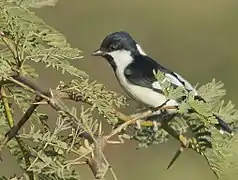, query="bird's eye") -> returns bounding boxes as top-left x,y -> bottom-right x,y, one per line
109,44 -> 117,51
